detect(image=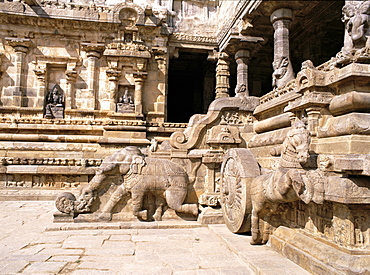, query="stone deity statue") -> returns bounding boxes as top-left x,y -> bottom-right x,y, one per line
44,84 -> 64,119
